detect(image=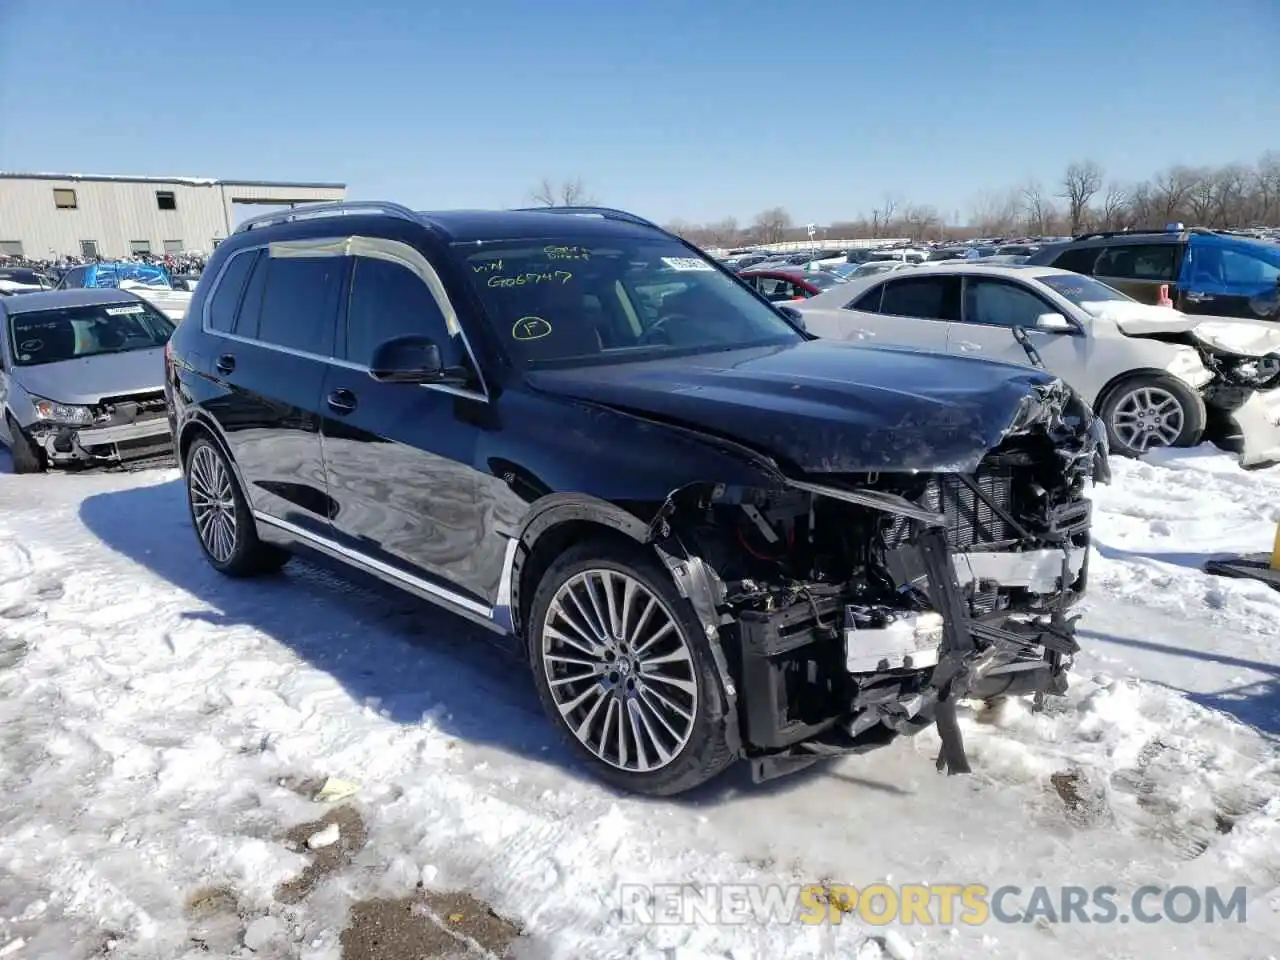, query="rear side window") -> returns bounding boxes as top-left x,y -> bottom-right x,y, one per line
879,276 -> 957,320
1046,246 -> 1101,274
206,251 -> 256,333
846,284 -> 884,312
256,255 -> 343,356
1094,244 -> 1178,282
344,256 -> 455,367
